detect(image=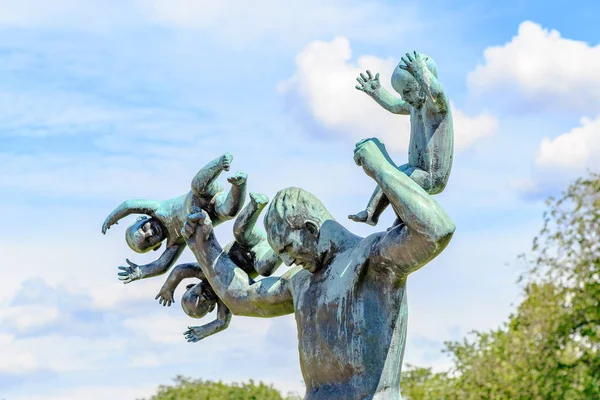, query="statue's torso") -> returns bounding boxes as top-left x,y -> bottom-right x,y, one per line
292,238 -> 408,400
